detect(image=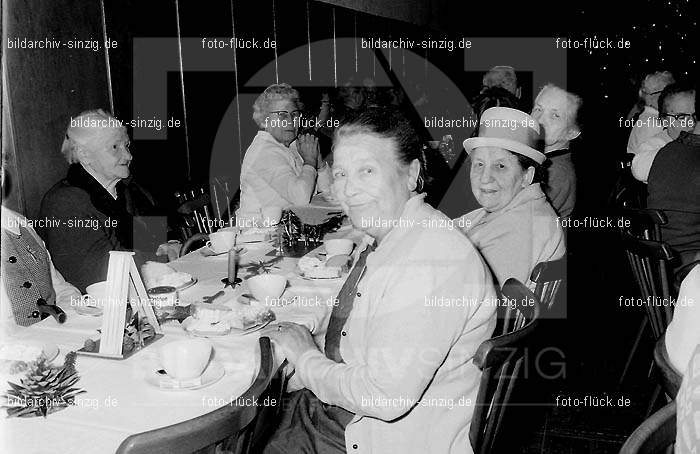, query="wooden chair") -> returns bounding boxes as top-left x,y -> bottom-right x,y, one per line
116,337 -> 286,454
609,152 -> 648,209
175,181 -> 240,240
653,336 -> 682,399
619,402 -> 676,454
530,256 -> 566,311
621,233 -> 676,340
618,208 -> 668,242
470,278 -> 542,454
179,233 -> 209,258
